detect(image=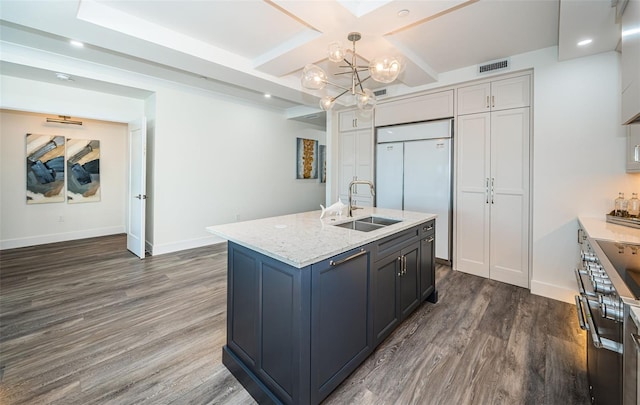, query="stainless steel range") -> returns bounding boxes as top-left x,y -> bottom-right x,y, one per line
575,228 -> 640,405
